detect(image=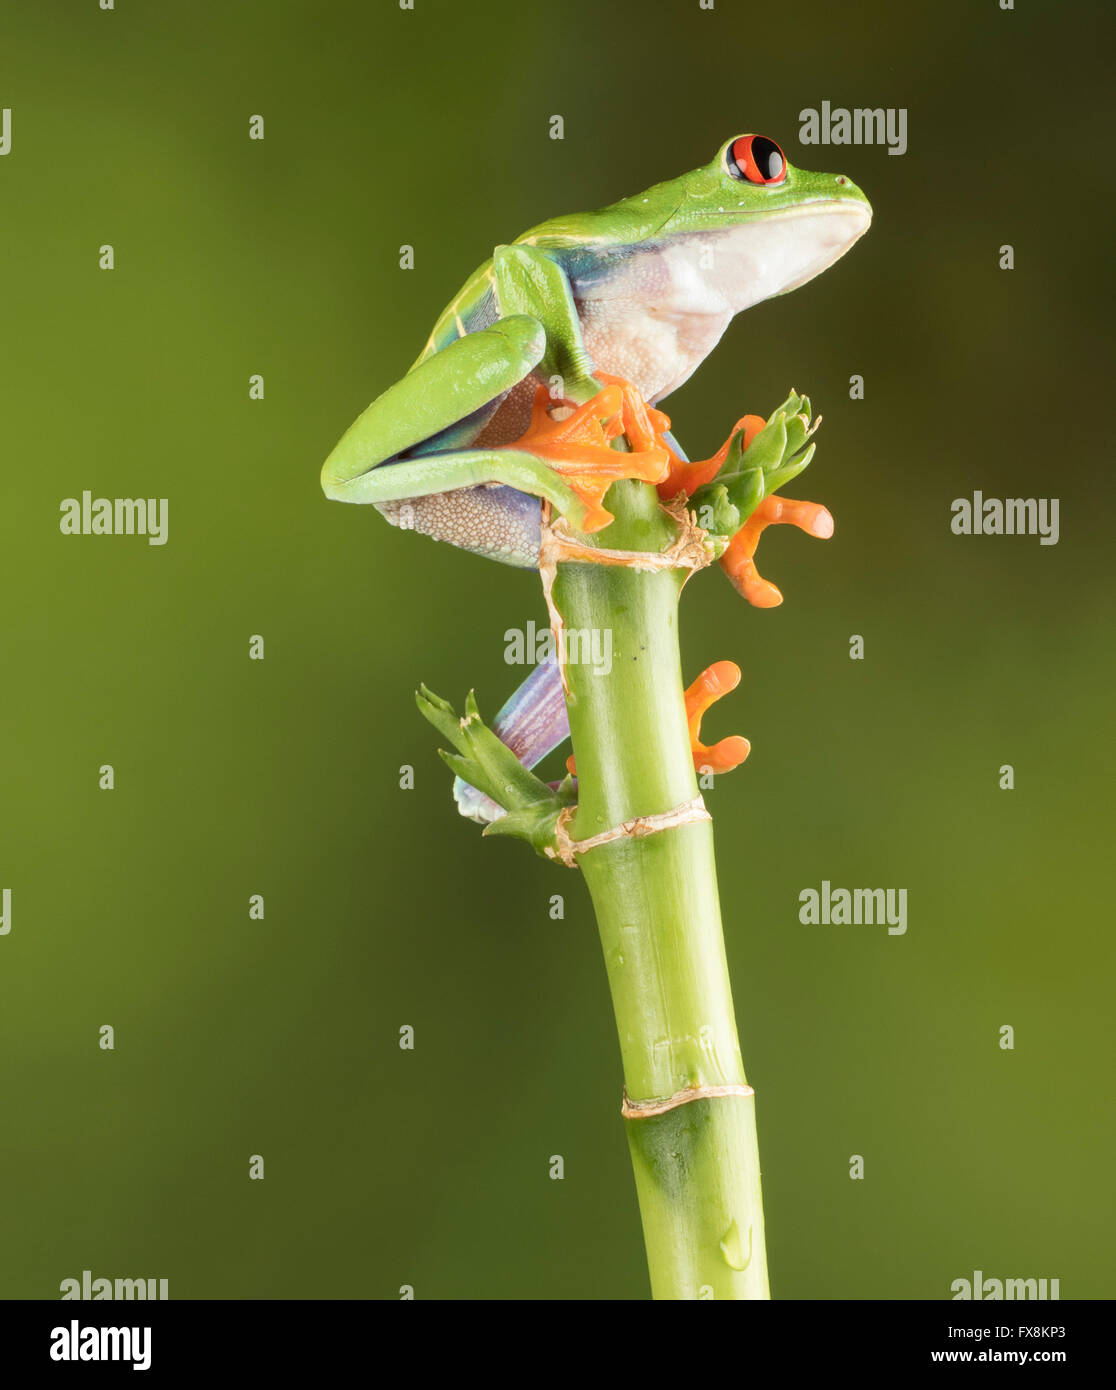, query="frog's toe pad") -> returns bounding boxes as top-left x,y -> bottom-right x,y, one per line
795,503 -> 834,539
